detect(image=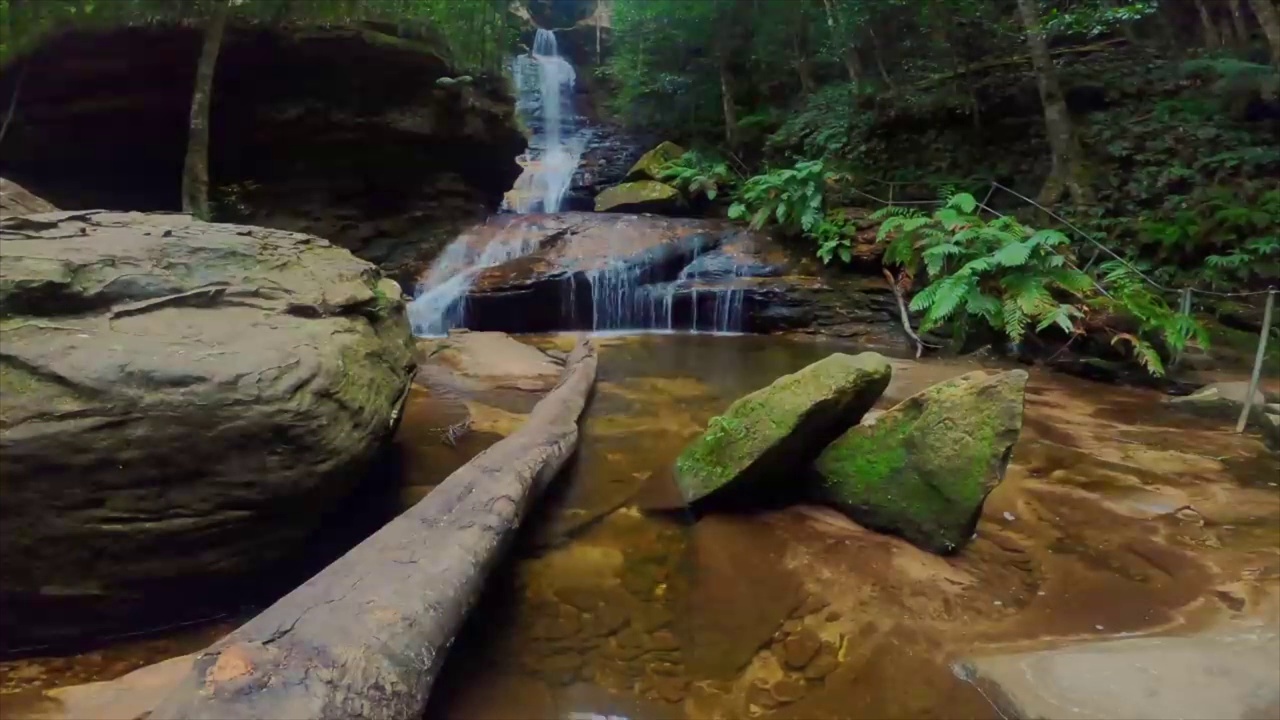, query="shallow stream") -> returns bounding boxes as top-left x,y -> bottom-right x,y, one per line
2,333 -> 1277,720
